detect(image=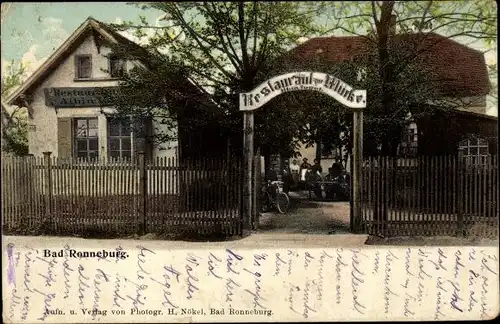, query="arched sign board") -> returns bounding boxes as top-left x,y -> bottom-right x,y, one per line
239,71 -> 366,234
239,71 -> 367,111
